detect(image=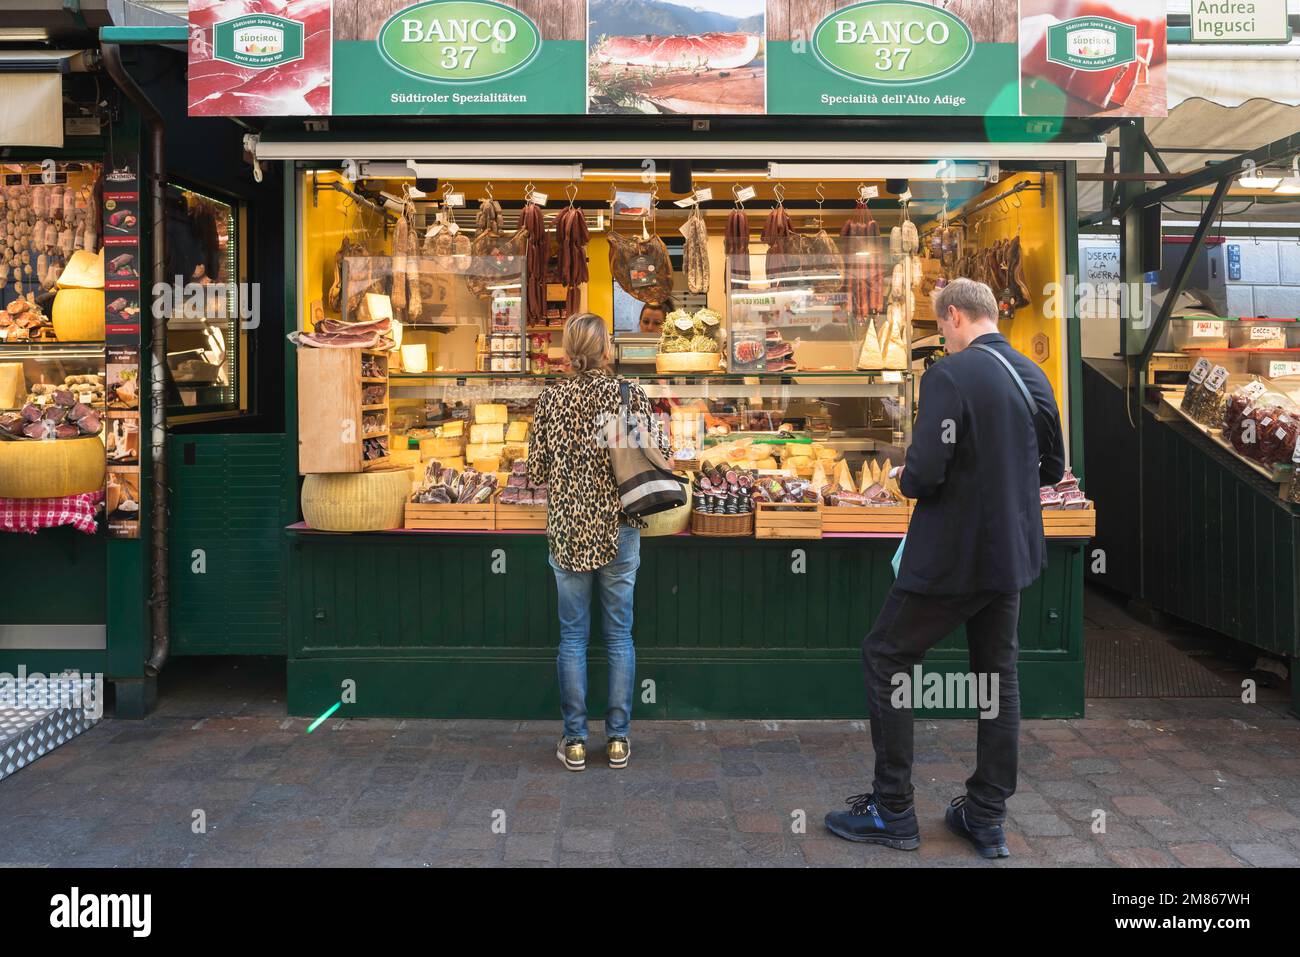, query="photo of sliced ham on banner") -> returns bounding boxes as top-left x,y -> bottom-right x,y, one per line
188,0 -> 331,117
1019,0 -> 1166,118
